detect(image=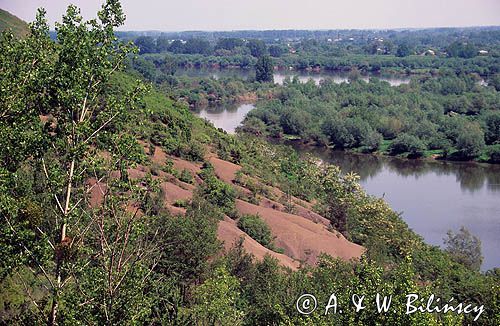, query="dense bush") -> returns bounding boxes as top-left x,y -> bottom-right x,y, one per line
199,175 -> 237,217
389,133 -> 426,157
237,214 -> 275,249
242,74 -> 499,162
